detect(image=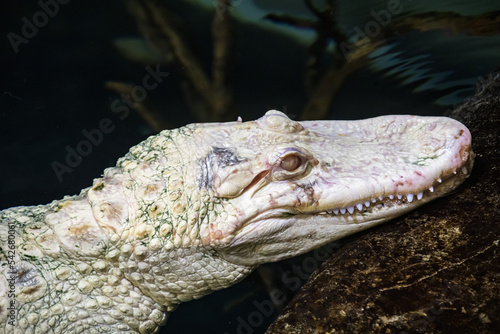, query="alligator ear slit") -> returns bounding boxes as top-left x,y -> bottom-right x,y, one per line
241,170 -> 269,195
